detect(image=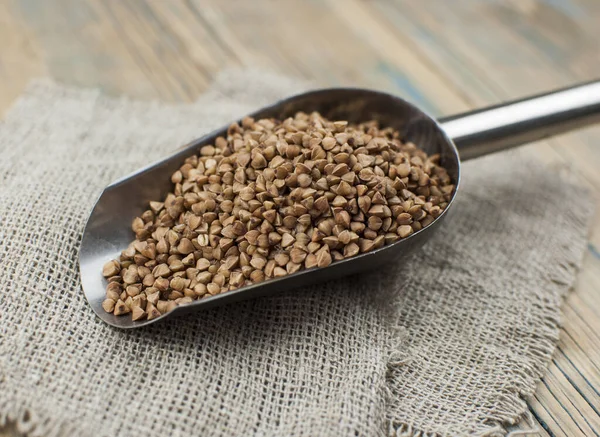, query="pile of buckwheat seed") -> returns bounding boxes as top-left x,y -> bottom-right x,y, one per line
101,112 -> 454,321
